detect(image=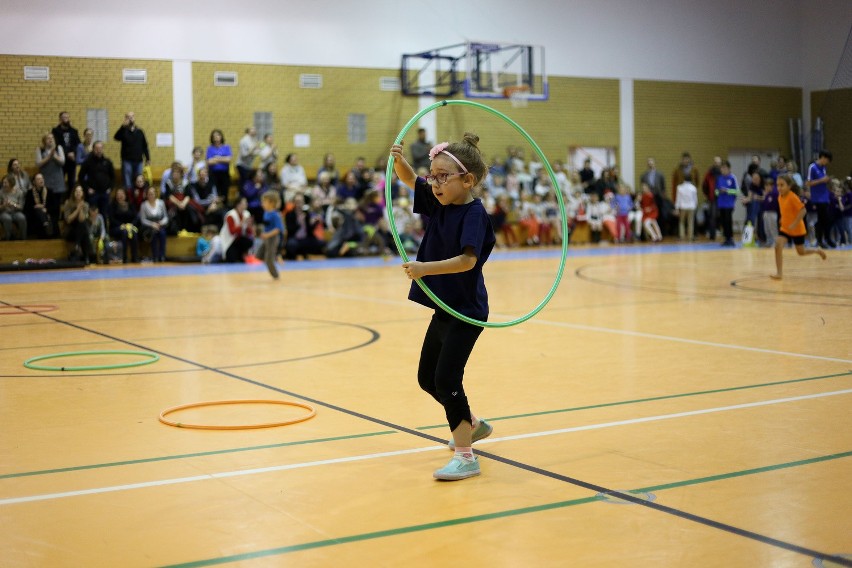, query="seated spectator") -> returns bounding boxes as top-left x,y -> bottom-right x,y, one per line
284,194 -> 326,260
639,183 -> 663,242
164,162 -> 203,233
189,167 -> 224,229
8,158 -> 32,195
187,146 -> 206,185
25,173 -> 53,238
108,187 -> 139,263
390,196 -> 421,254
318,152 -> 340,185
357,189 -> 393,255
335,170 -> 361,203
241,168 -> 267,224
280,153 -> 308,194
197,224 -> 223,264
540,191 -> 562,245
220,197 -> 255,263
128,173 -> 149,210
491,194 -> 518,248
587,192 -> 614,244
325,197 -> 365,258
138,185 -> 168,262
0,174 -> 27,240
517,192 -> 543,246
87,205 -> 107,263
310,171 -> 337,215
61,185 -> 96,263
